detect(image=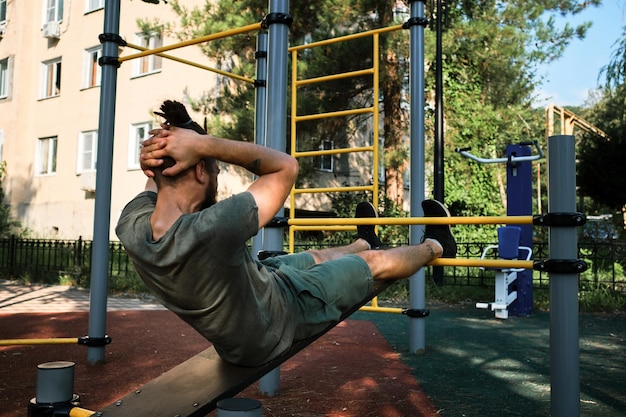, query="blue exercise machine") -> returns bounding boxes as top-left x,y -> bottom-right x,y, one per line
456,141 -> 543,318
